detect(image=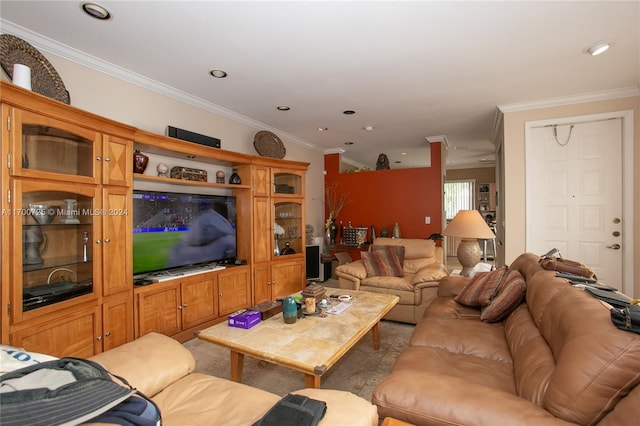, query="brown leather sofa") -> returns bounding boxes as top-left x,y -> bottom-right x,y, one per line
89,332 -> 378,425
335,238 -> 449,324
373,253 -> 640,425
